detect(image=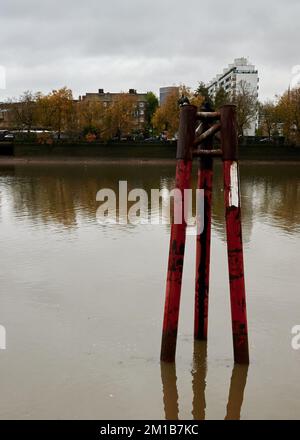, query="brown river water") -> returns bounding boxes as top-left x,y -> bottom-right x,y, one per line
0,160 -> 299,419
